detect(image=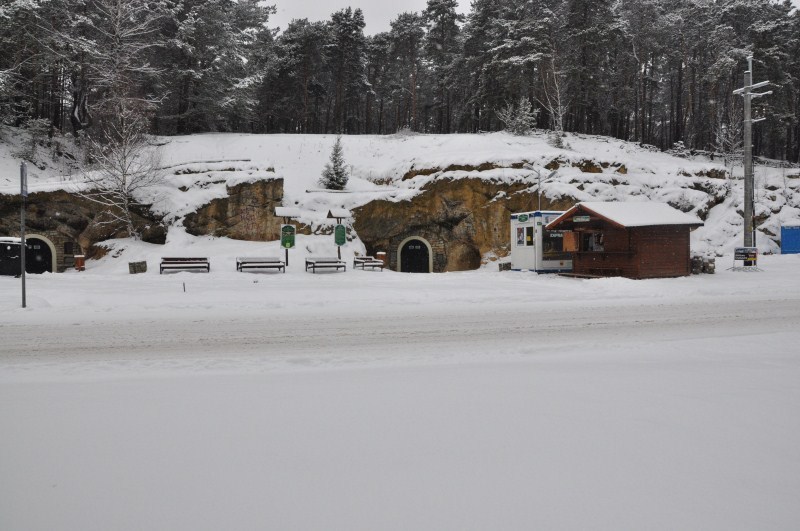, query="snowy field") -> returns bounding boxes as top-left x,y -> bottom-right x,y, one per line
2,254 -> 799,531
